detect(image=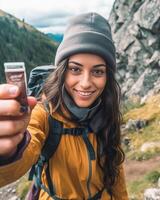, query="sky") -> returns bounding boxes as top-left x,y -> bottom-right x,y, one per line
0,0 -> 115,34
